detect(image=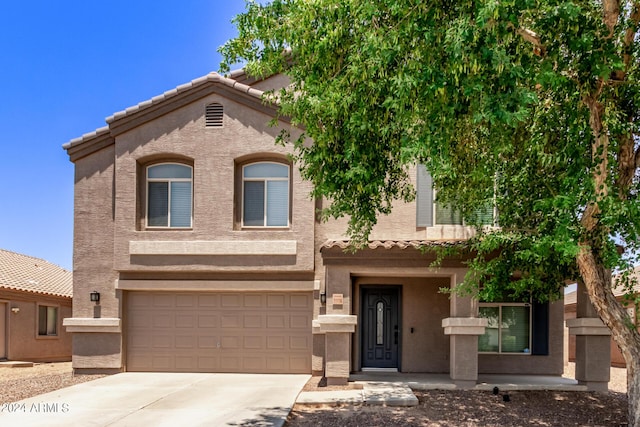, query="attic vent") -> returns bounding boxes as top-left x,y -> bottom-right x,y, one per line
206,103 -> 223,127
